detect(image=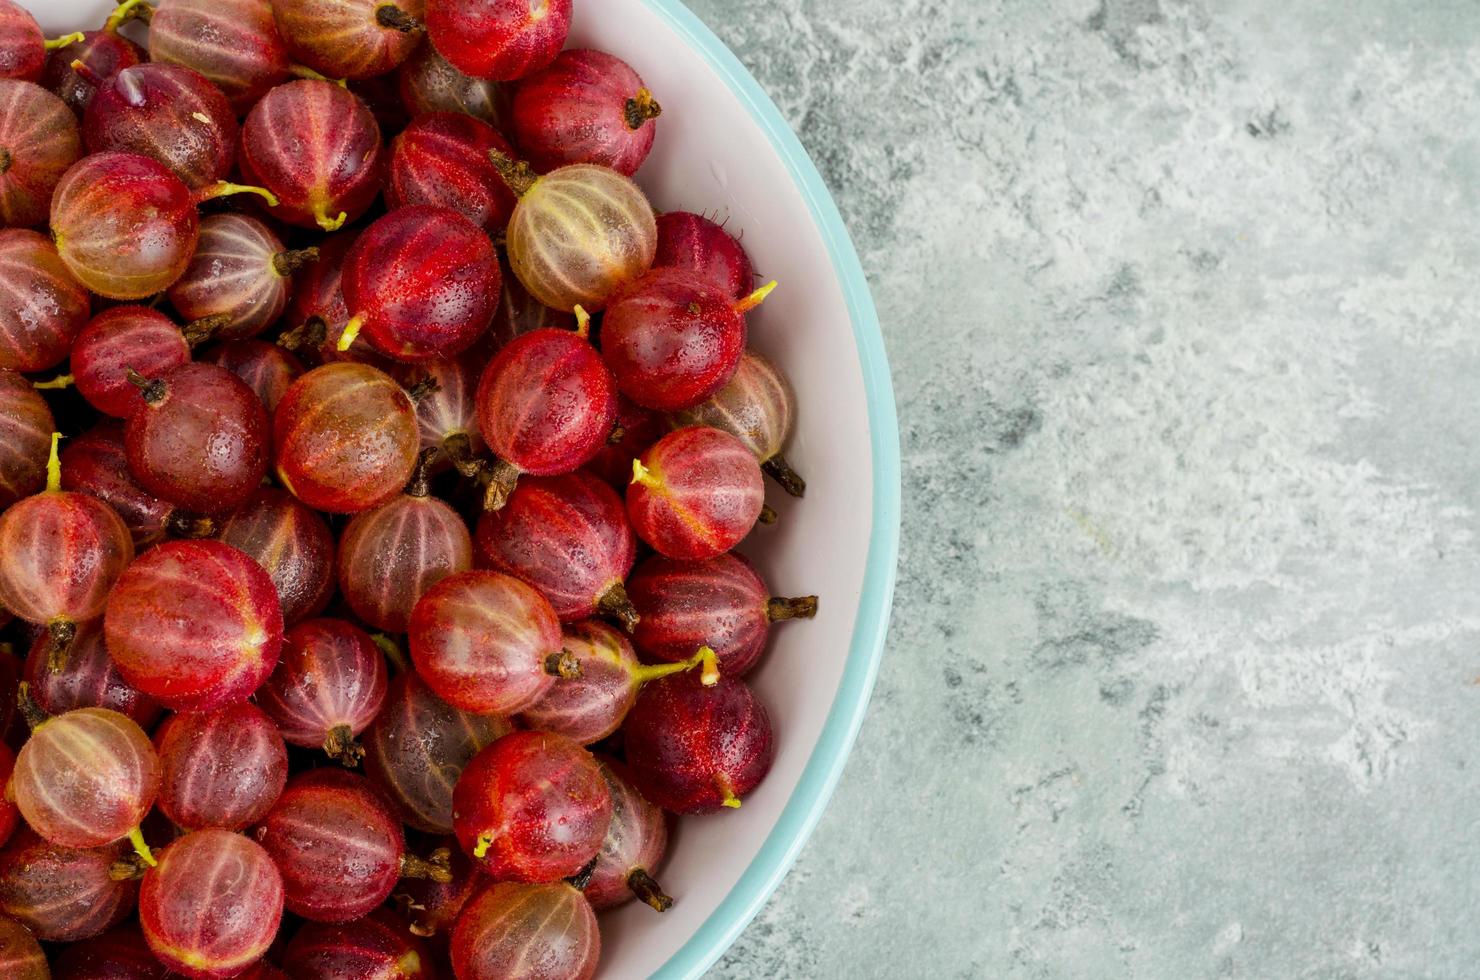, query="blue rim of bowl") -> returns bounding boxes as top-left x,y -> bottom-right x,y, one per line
640,3 -> 902,978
